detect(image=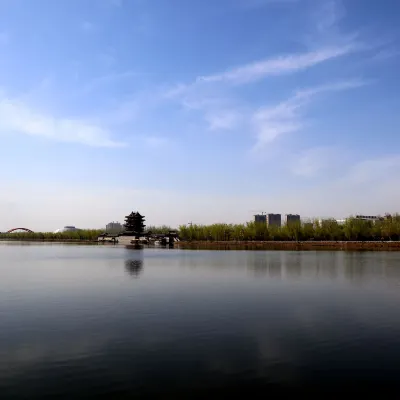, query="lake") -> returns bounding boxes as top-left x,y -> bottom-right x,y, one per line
1,243 -> 400,398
